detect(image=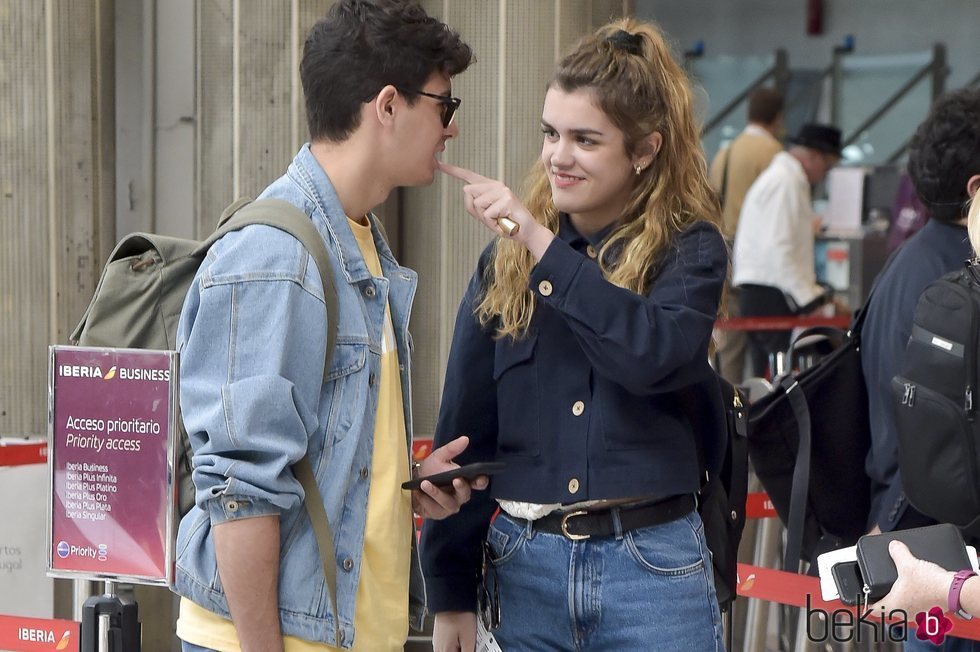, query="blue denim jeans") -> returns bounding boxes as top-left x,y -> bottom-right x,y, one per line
180,643 -> 215,652
486,508 -> 725,651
